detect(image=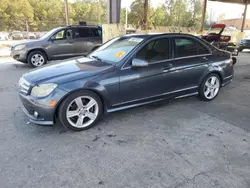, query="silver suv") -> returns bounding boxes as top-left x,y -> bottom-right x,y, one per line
11,25 -> 102,68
